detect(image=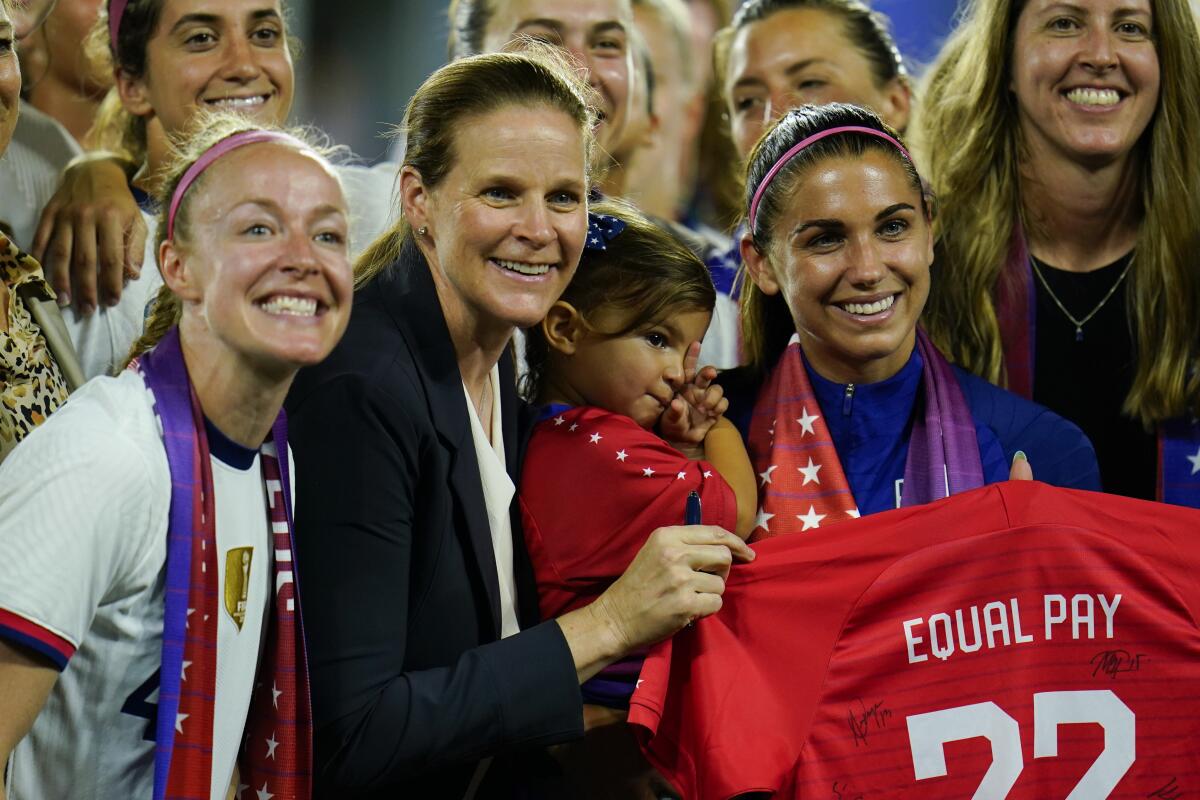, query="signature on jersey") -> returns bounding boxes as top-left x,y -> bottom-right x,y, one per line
1148,777 -> 1183,800
1089,648 -> 1145,679
847,698 -> 892,747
